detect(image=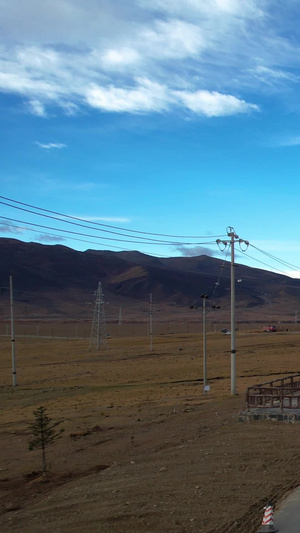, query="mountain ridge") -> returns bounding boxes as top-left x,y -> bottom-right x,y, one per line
0,238 -> 299,321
